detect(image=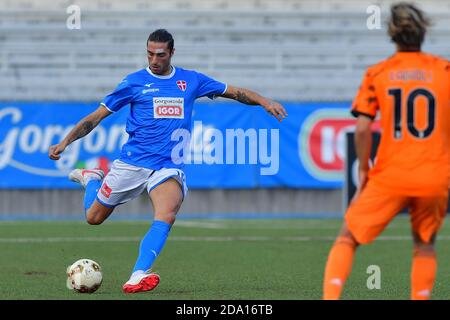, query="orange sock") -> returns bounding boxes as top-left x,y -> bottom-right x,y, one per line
323,236 -> 356,300
411,252 -> 436,300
